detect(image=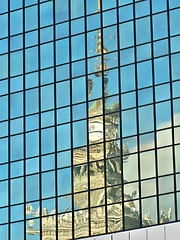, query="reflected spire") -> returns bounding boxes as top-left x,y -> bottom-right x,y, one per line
94,0 -> 109,98
98,0 -> 101,12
